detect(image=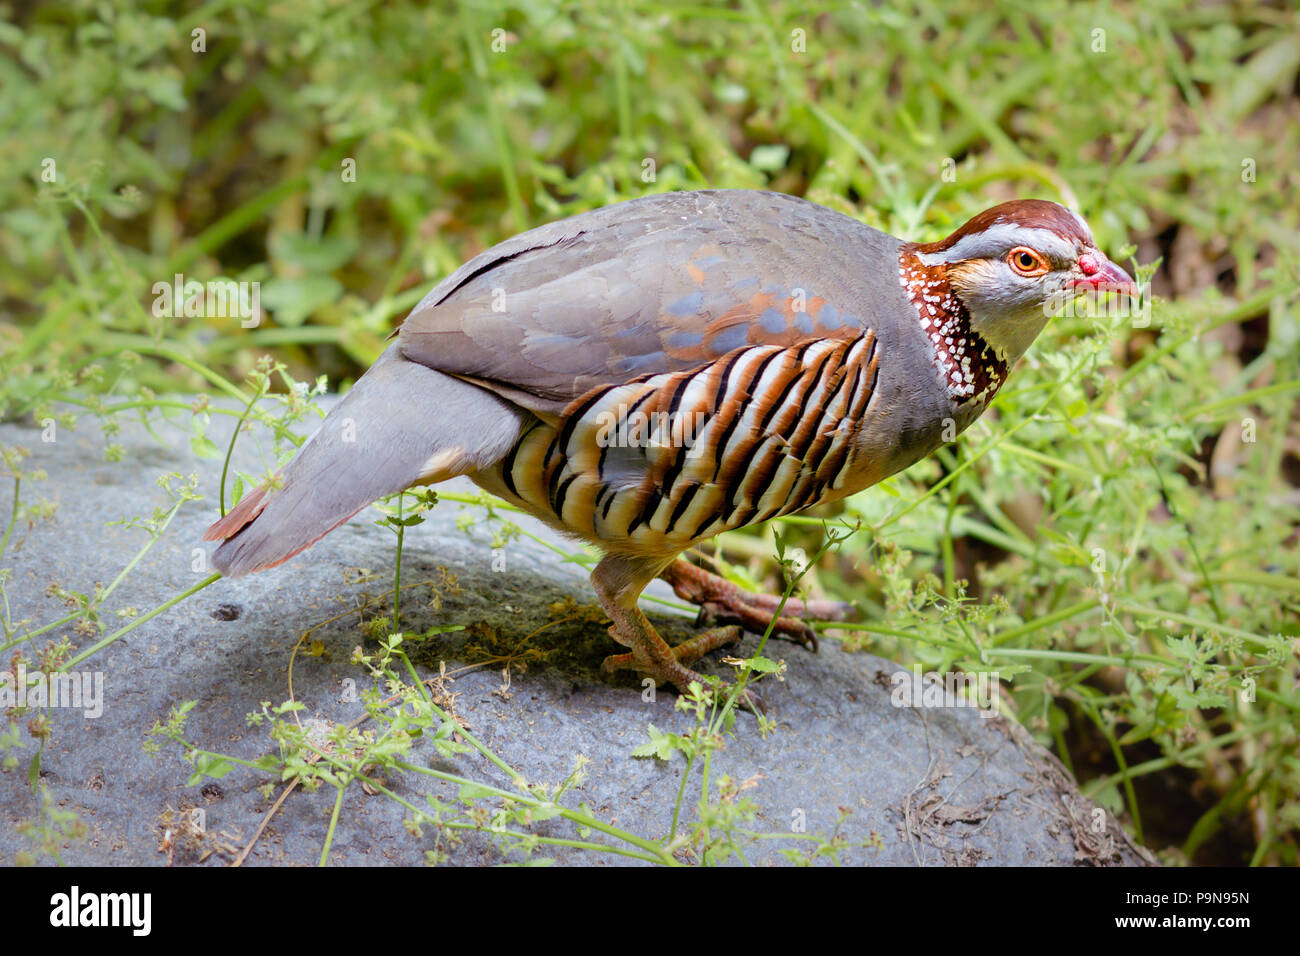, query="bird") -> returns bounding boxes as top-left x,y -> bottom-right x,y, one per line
205,189 -> 1134,705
